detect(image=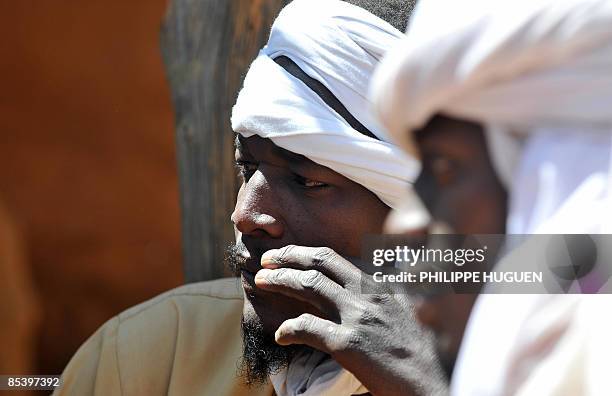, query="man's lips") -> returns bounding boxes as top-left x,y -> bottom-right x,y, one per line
235,252 -> 262,296
240,267 -> 257,295
236,253 -> 262,274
